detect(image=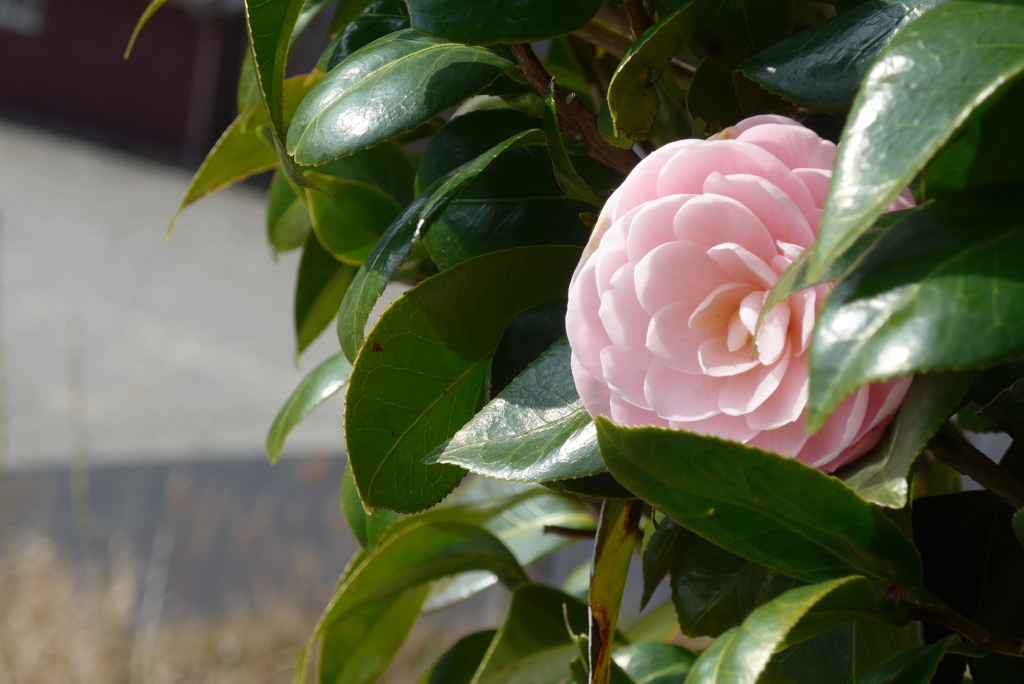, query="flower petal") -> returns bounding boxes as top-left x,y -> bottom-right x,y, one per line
601,345 -> 651,409
646,360 -> 723,422
610,392 -> 670,427
737,123 -> 837,171
611,140 -> 701,220
572,353 -> 612,419
707,243 -> 778,289
755,300 -> 790,366
703,173 -> 816,247
648,300 -> 714,374
625,194 -> 695,262
672,193 -> 778,264
793,168 -> 831,209
798,387 -> 870,468
698,336 -> 760,377
744,359 -> 808,430
566,259 -> 612,378
747,418 -> 810,457
635,241 -> 730,315
718,350 -> 791,414
599,263 -> 653,365
673,412 -> 758,443
689,282 -> 757,331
